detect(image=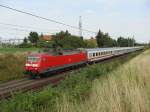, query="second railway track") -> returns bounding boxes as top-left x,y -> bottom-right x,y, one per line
0,73 -> 66,99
